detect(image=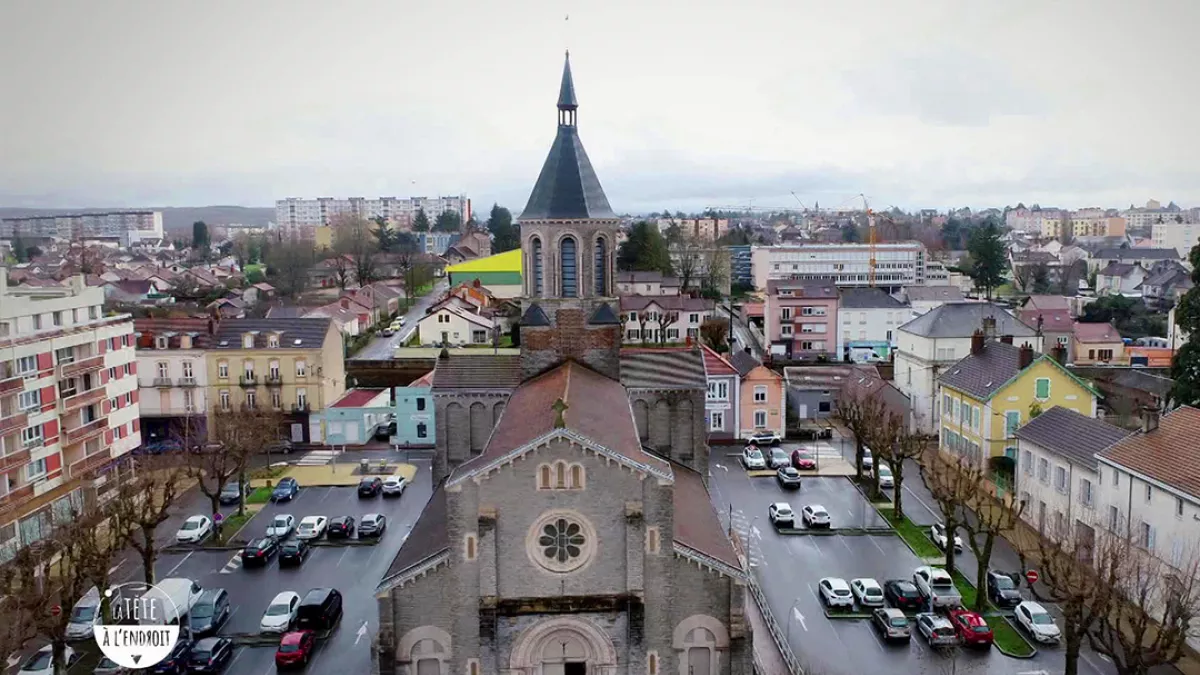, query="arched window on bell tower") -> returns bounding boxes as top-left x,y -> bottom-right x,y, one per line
594,236 -> 607,296
531,236 -> 544,297
560,236 -> 577,297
